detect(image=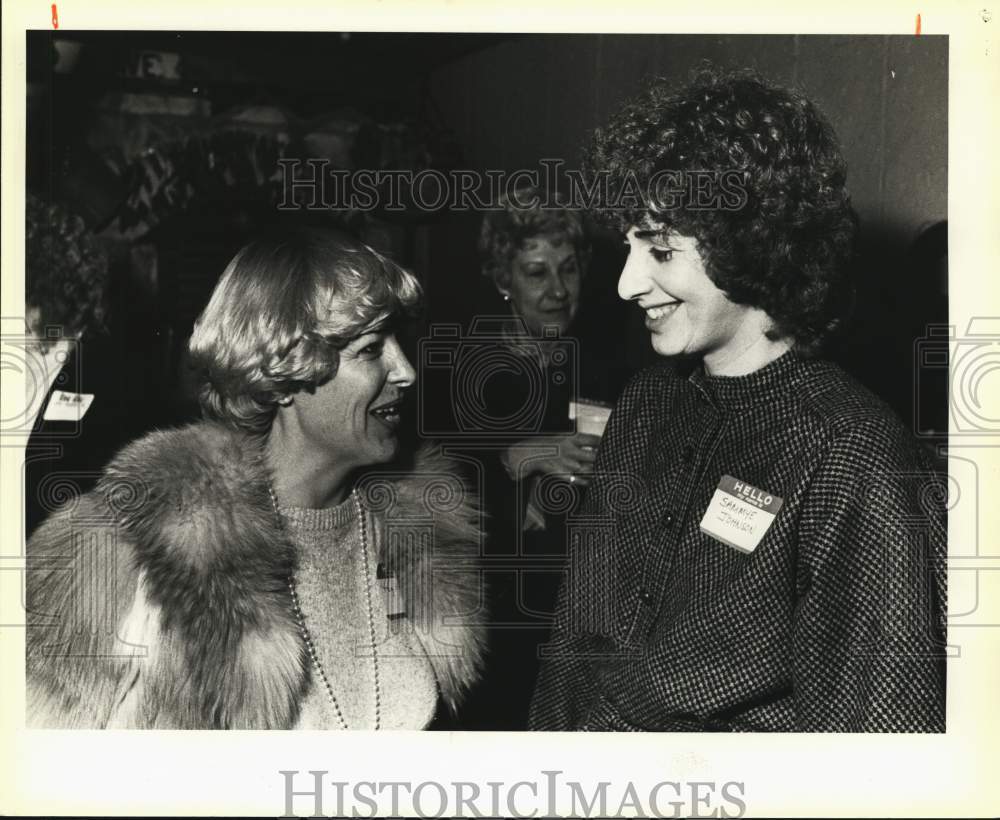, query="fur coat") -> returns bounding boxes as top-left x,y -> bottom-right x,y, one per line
26,421 -> 486,729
